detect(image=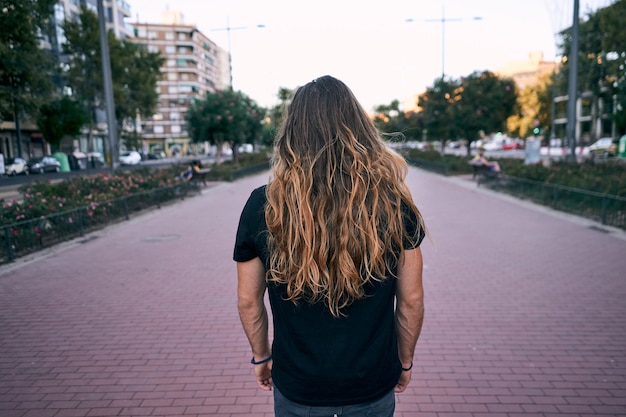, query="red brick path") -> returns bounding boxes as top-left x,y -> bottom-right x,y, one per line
1,168 -> 625,416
